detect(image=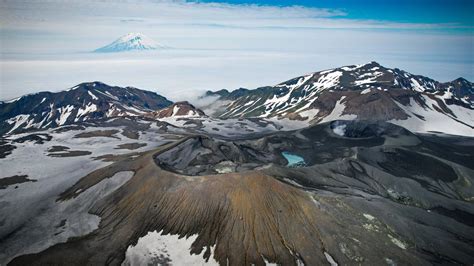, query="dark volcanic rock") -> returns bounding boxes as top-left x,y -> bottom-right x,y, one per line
0,175 -> 36,189
115,143 -> 147,150
0,139 -> 16,159
13,133 -> 52,144
73,130 -> 120,139
6,121 -> 474,265
48,150 -> 92,157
